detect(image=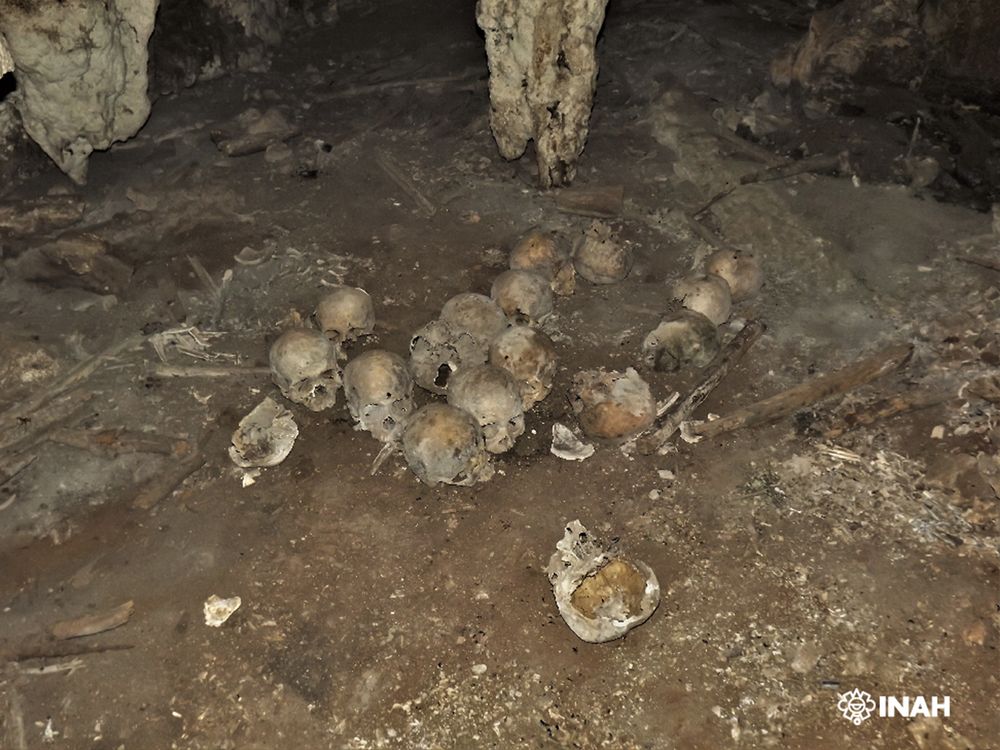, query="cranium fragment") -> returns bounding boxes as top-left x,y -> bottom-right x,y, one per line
491,269 -> 554,325
569,367 -> 656,440
510,229 -> 575,296
642,310 -> 721,372
314,286 -> 375,343
546,520 -> 660,643
440,293 -> 508,347
704,250 -> 763,301
671,273 -> 732,326
408,319 -> 488,395
228,397 -> 299,468
572,221 -> 632,284
343,349 -> 415,441
447,365 -> 525,454
269,328 -> 341,411
488,325 -> 558,410
401,403 -> 494,486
